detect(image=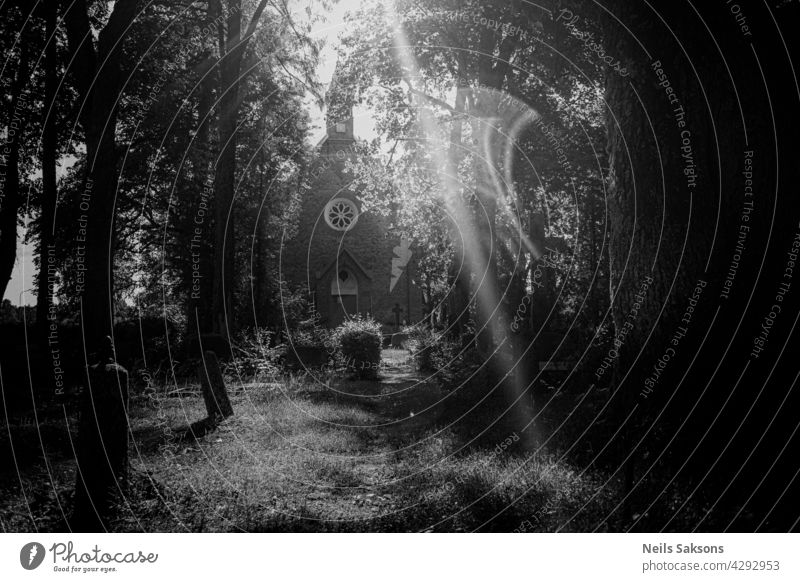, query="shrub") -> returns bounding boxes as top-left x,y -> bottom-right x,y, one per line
407,328 -> 490,392
409,327 -> 457,373
227,327 -> 282,380
334,316 -> 382,379
291,317 -> 333,349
